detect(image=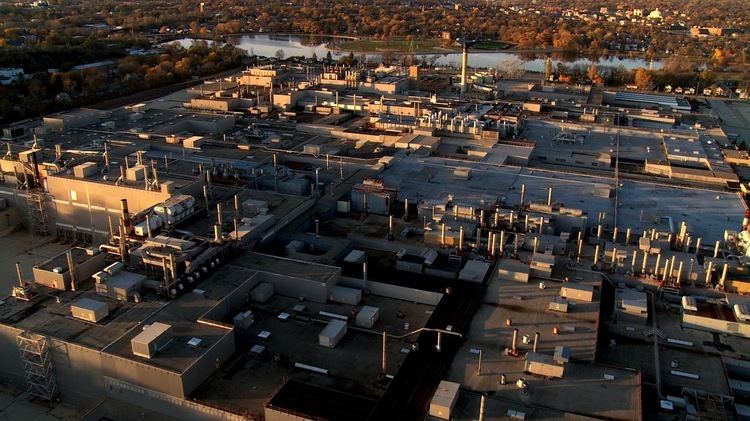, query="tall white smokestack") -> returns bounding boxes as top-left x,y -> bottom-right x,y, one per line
460,42 -> 469,94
